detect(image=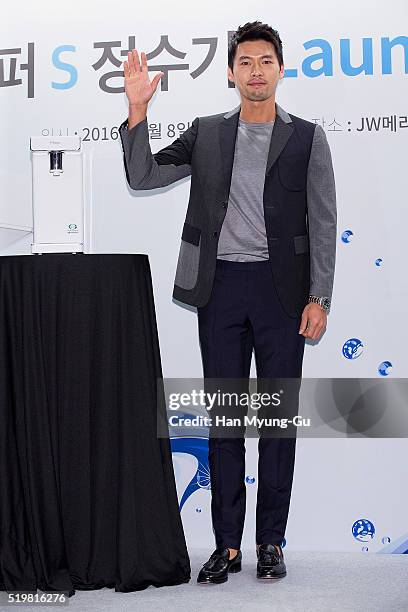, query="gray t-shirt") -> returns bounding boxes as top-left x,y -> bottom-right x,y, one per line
217,117 -> 275,262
